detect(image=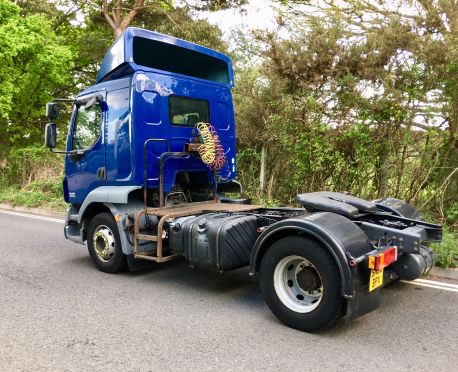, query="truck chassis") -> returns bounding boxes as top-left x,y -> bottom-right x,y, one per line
76,183 -> 439,331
